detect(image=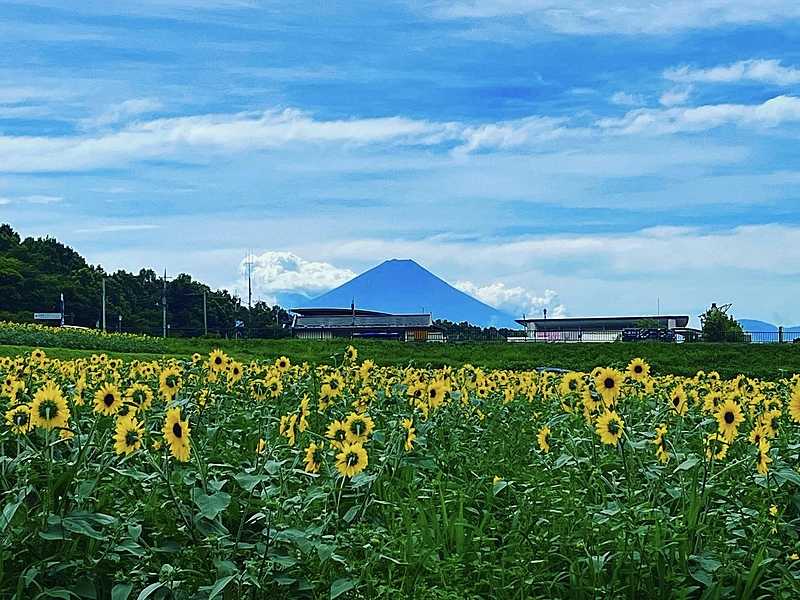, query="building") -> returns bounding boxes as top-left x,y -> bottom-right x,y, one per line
512,315 -> 690,343
290,307 -> 446,341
